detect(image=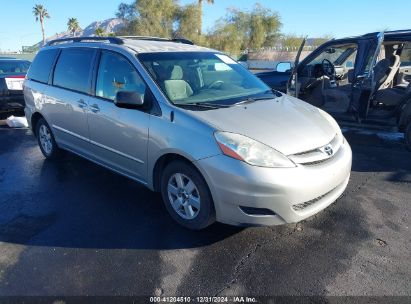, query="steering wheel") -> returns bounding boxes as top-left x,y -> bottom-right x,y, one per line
321,59 -> 336,78
207,80 -> 224,89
